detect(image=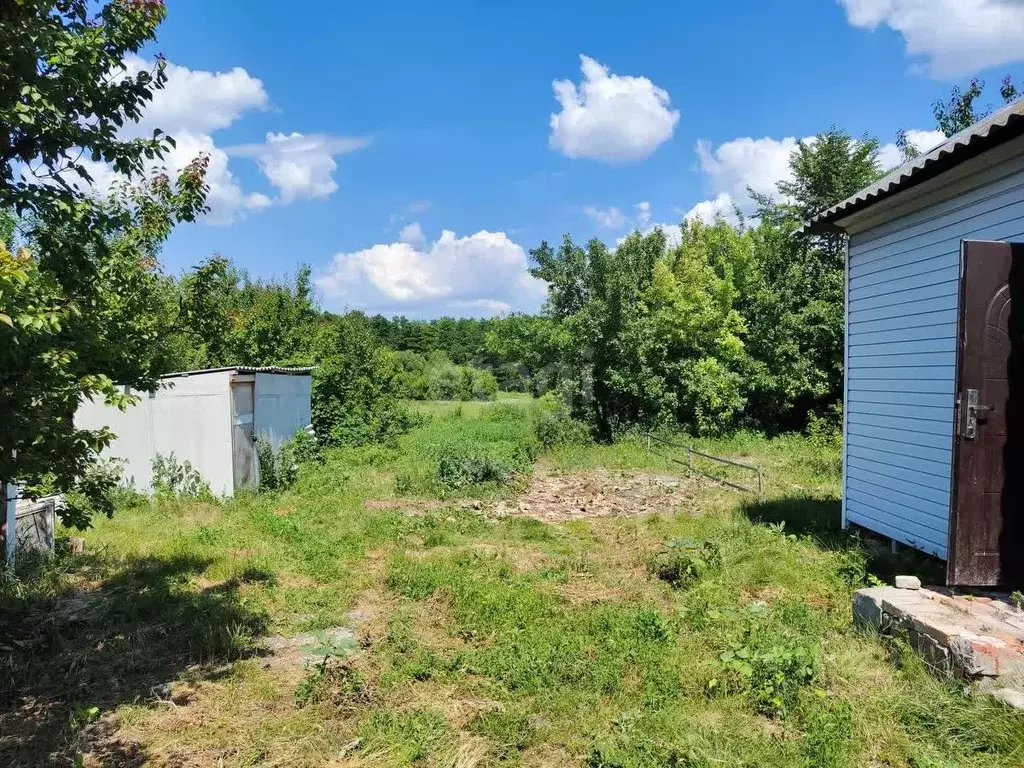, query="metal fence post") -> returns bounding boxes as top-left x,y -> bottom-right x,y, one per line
3,481 -> 17,569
